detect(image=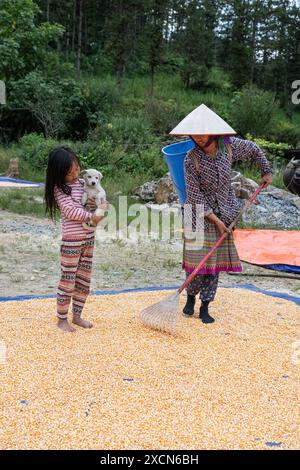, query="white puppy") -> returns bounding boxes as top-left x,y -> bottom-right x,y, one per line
81,169 -> 106,229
